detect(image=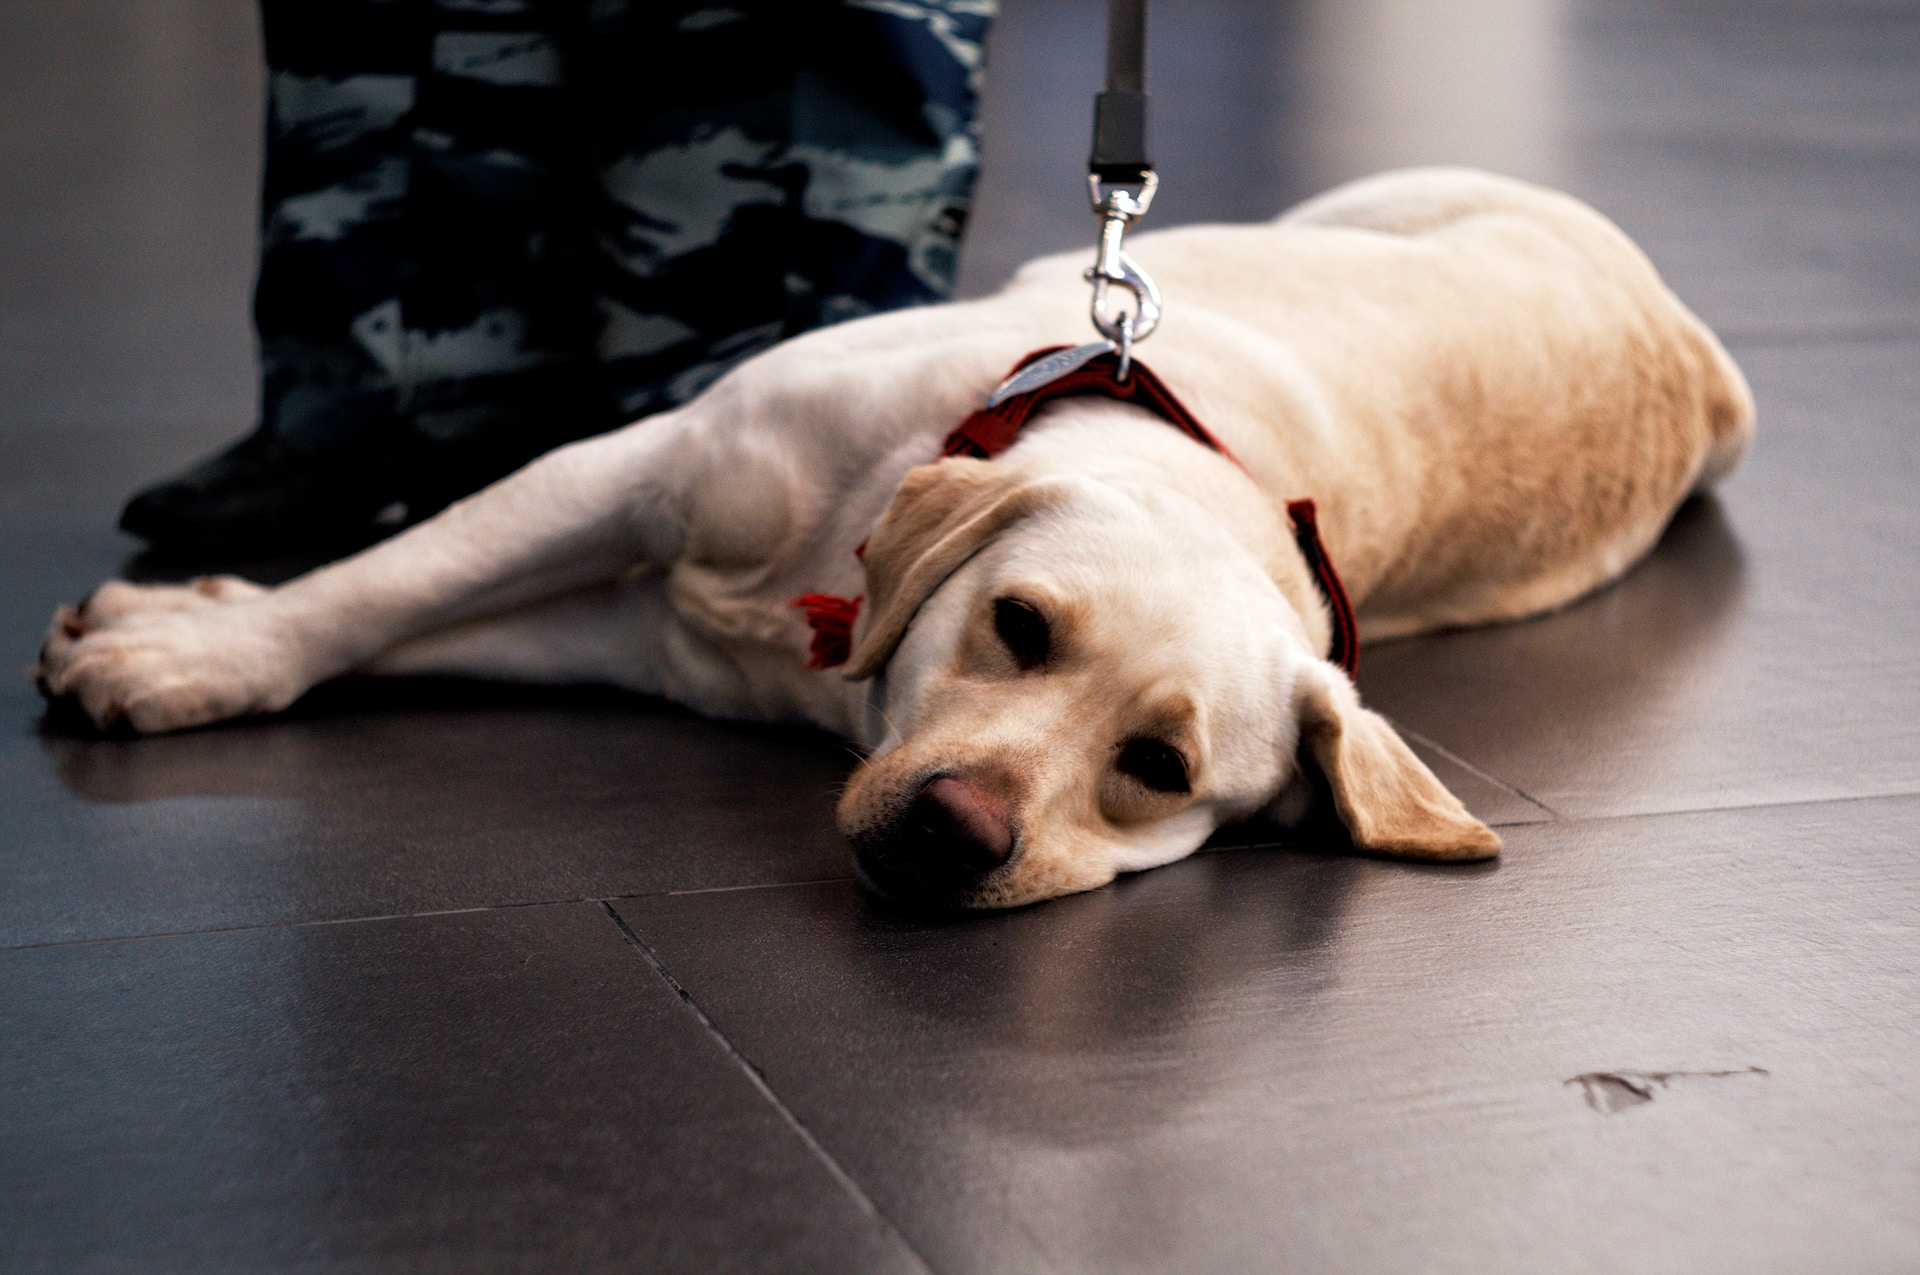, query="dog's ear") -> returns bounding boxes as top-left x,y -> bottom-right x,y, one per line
843,458 -> 1069,680
1284,660 -> 1502,860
